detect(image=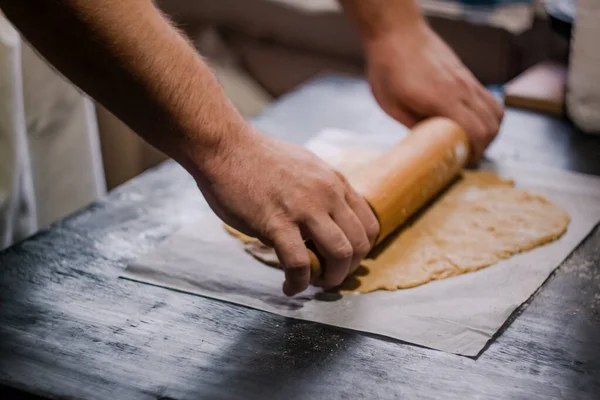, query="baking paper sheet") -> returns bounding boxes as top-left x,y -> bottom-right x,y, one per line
123,129 -> 600,356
